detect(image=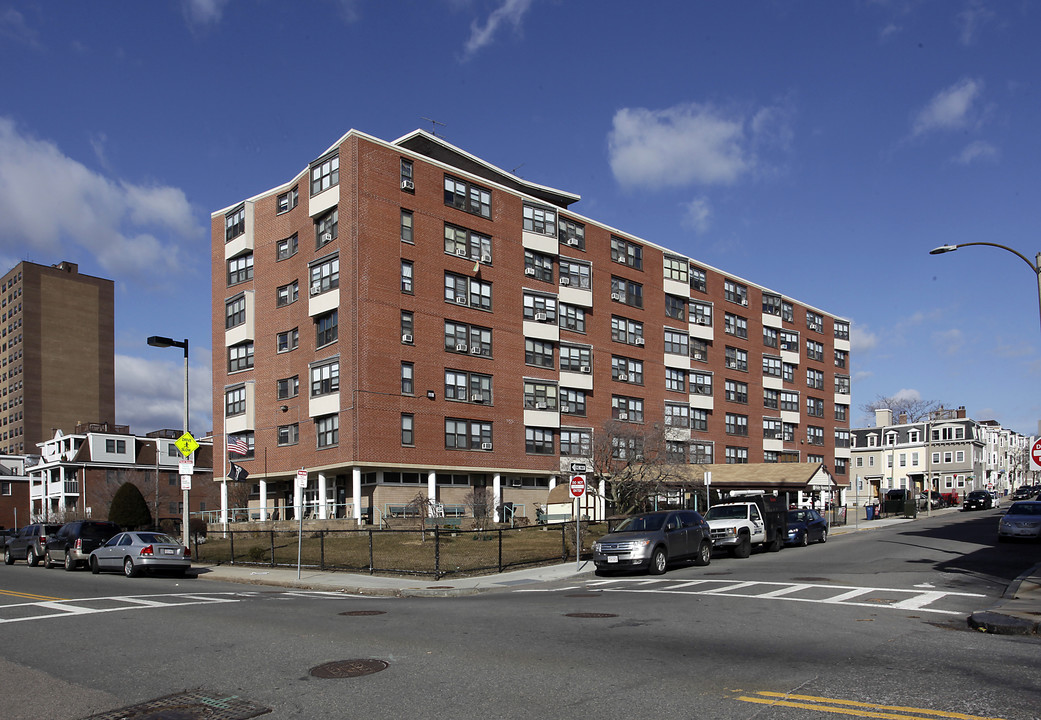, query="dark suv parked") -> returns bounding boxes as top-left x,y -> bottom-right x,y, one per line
45,521 -> 121,571
4,523 -> 64,566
